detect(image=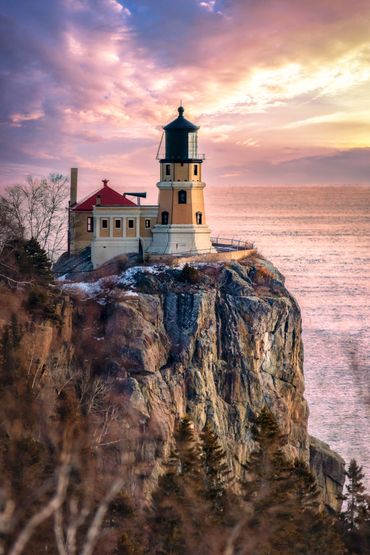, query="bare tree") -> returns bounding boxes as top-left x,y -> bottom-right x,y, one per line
8,459 -> 71,555
3,434 -> 125,555
0,199 -> 22,257
0,174 -> 69,261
